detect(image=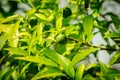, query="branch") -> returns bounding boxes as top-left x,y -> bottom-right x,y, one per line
67,37 -> 120,51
